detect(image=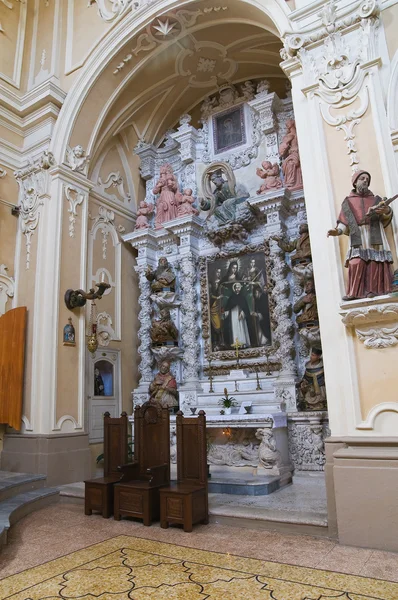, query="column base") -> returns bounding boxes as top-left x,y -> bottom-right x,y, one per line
1,432 -> 91,486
